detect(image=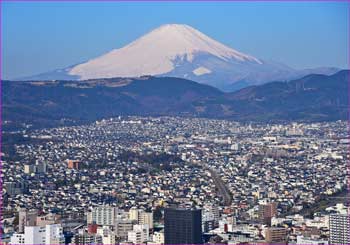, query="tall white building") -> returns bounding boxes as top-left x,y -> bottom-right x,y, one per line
96,226 -> 118,244
129,207 -> 139,221
329,213 -> 350,244
45,224 -> 65,244
152,230 -> 164,244
115,219 -> 135,240
203,203 -> 220,223
127,224 -> 149,244
10,224 -> 64,244
128,207 -> 154,229
89,206 -> 118,226
202,211 -> 215,233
